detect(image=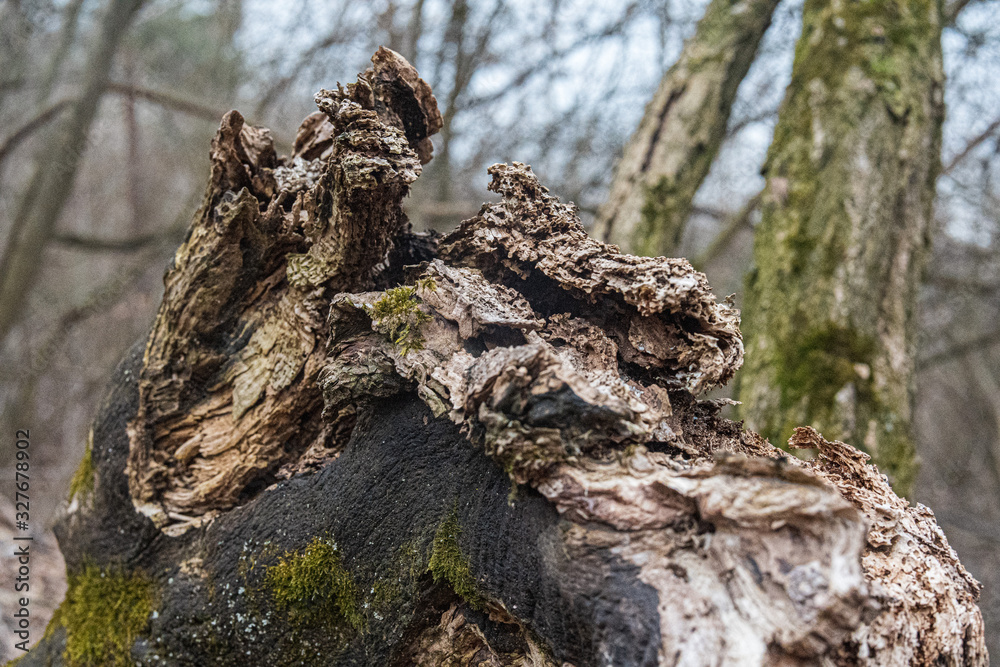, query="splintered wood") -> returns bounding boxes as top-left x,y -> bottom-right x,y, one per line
325,163 -> 985,664
125,48 -> 440,522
